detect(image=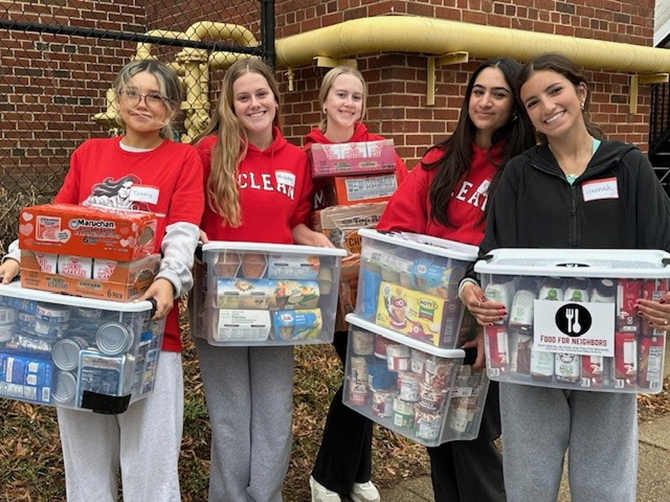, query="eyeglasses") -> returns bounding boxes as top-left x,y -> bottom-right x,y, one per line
119,88 -> 170,108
